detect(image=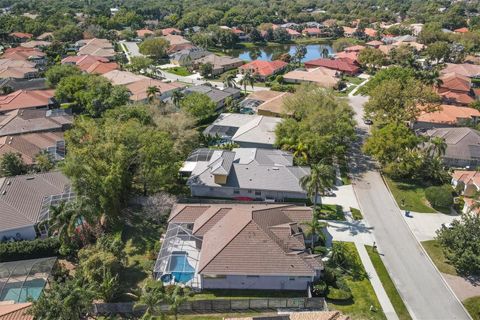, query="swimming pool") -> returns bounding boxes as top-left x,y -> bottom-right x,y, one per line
169,252 -> 195,284
0,278 -> 46,303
